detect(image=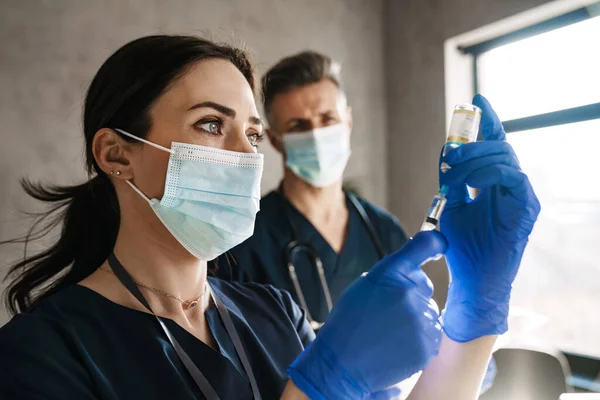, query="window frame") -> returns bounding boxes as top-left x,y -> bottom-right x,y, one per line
461,5 -> 600,133
450,3 -> 600,391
